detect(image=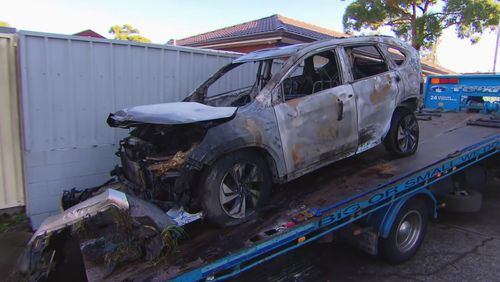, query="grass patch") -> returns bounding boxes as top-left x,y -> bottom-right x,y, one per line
0,212 -> 29,233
